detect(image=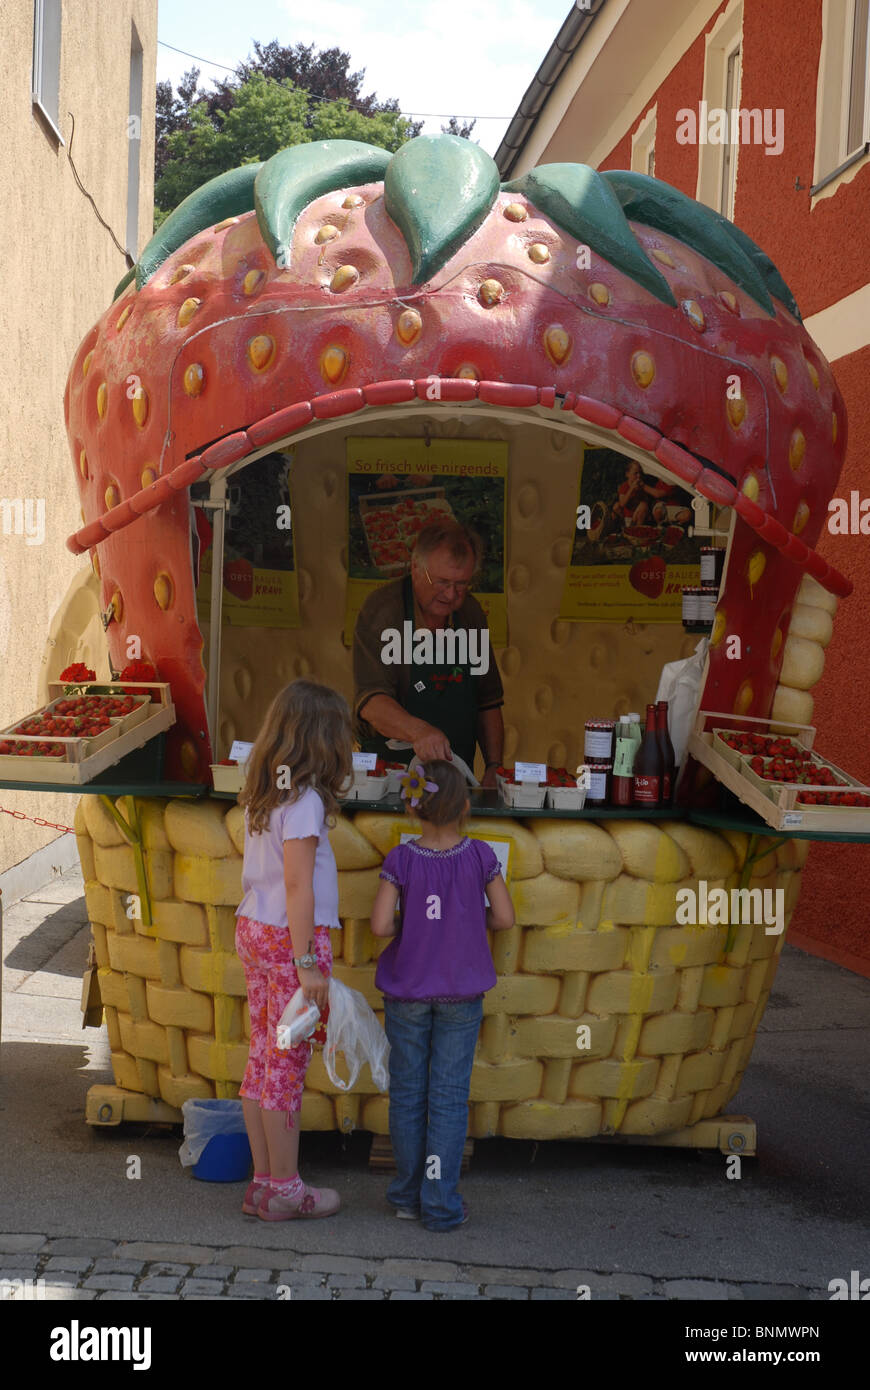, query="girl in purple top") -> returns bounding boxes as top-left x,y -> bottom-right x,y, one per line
235,679 -> 353,1222
371,759 -> 514,1231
